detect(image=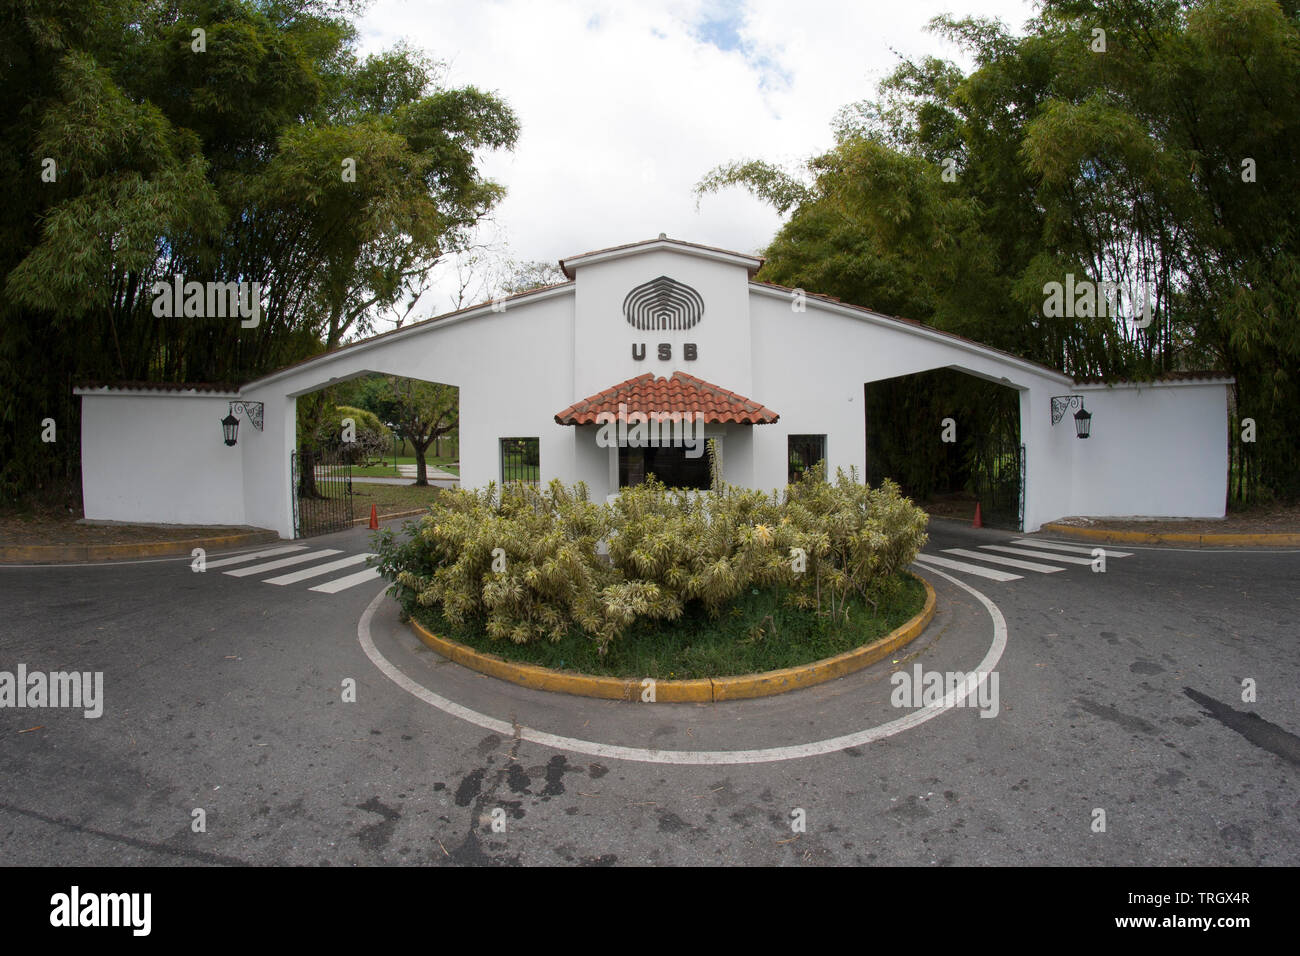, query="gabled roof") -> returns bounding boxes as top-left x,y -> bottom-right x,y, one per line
555,371 -> 779,425
239,280 -> 574,391
748,280 -> 1075,386
559,235 -> 764,279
